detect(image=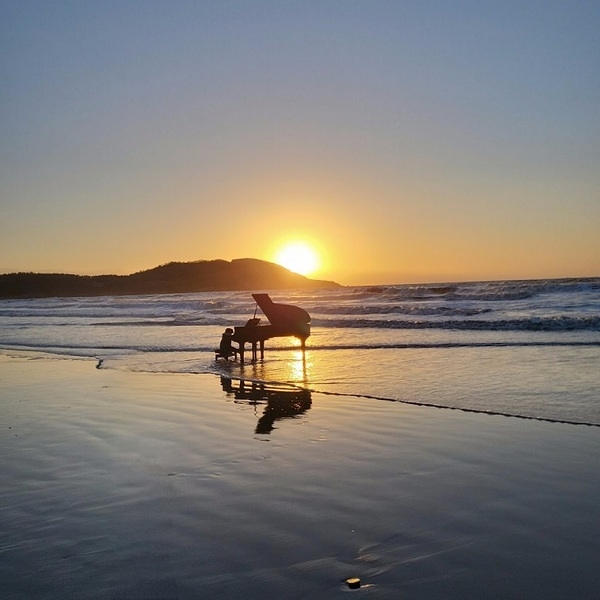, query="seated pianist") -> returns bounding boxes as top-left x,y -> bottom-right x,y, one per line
216,327 -> 239,360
